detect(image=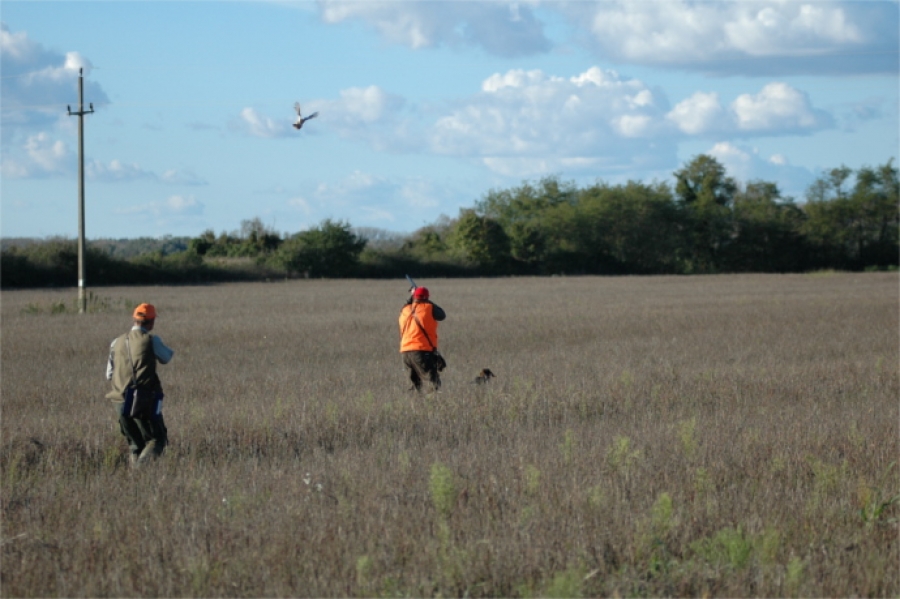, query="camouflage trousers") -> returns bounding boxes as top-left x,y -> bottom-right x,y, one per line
115,389 -> 168,459
402,350 -> 441,392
